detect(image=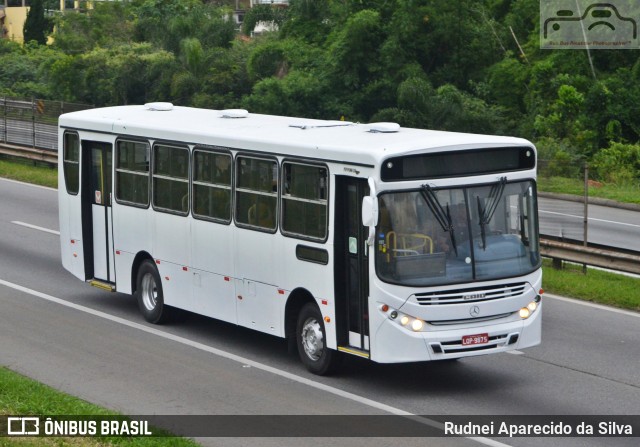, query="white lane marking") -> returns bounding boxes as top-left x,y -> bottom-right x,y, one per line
0,278 -> 511,447
0,176 -> 57,192
544,293 -> 640,318
11,221 -> 60,235
505,350 -> 524,355
539,210 -> 640,229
